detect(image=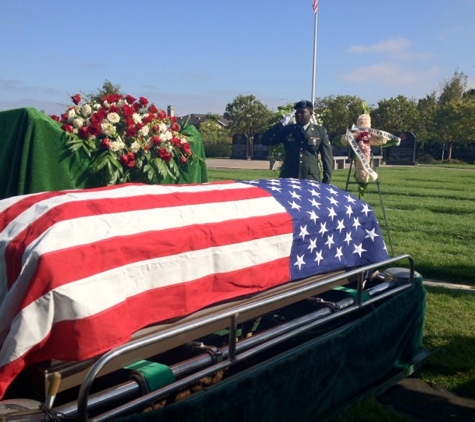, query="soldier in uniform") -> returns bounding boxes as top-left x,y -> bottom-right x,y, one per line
262,100 -> 333,183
